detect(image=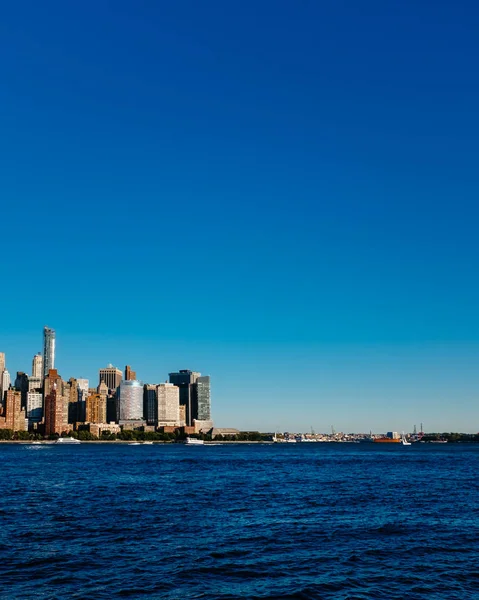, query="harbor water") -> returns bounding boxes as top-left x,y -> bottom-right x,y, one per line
1,442 -> 478,599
